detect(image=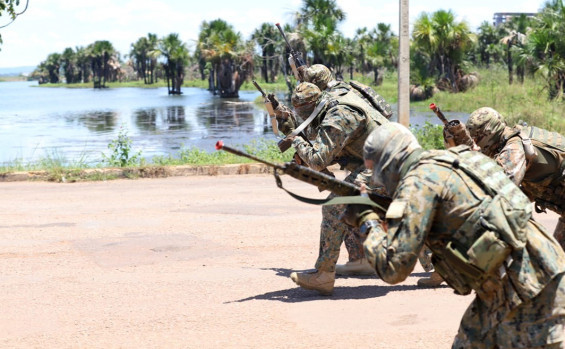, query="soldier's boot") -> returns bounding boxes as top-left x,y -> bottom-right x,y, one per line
417,271 -> 445,287
335,258 -> 376,276
290,270 -> 335,296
